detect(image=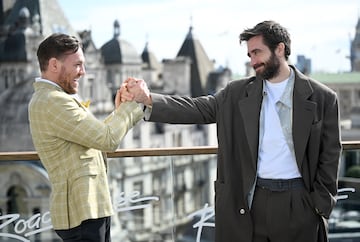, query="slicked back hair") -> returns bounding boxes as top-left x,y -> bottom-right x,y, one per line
37,33 -> 82,72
